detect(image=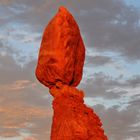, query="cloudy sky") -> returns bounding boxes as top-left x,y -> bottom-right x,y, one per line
0,0 -> 140,140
